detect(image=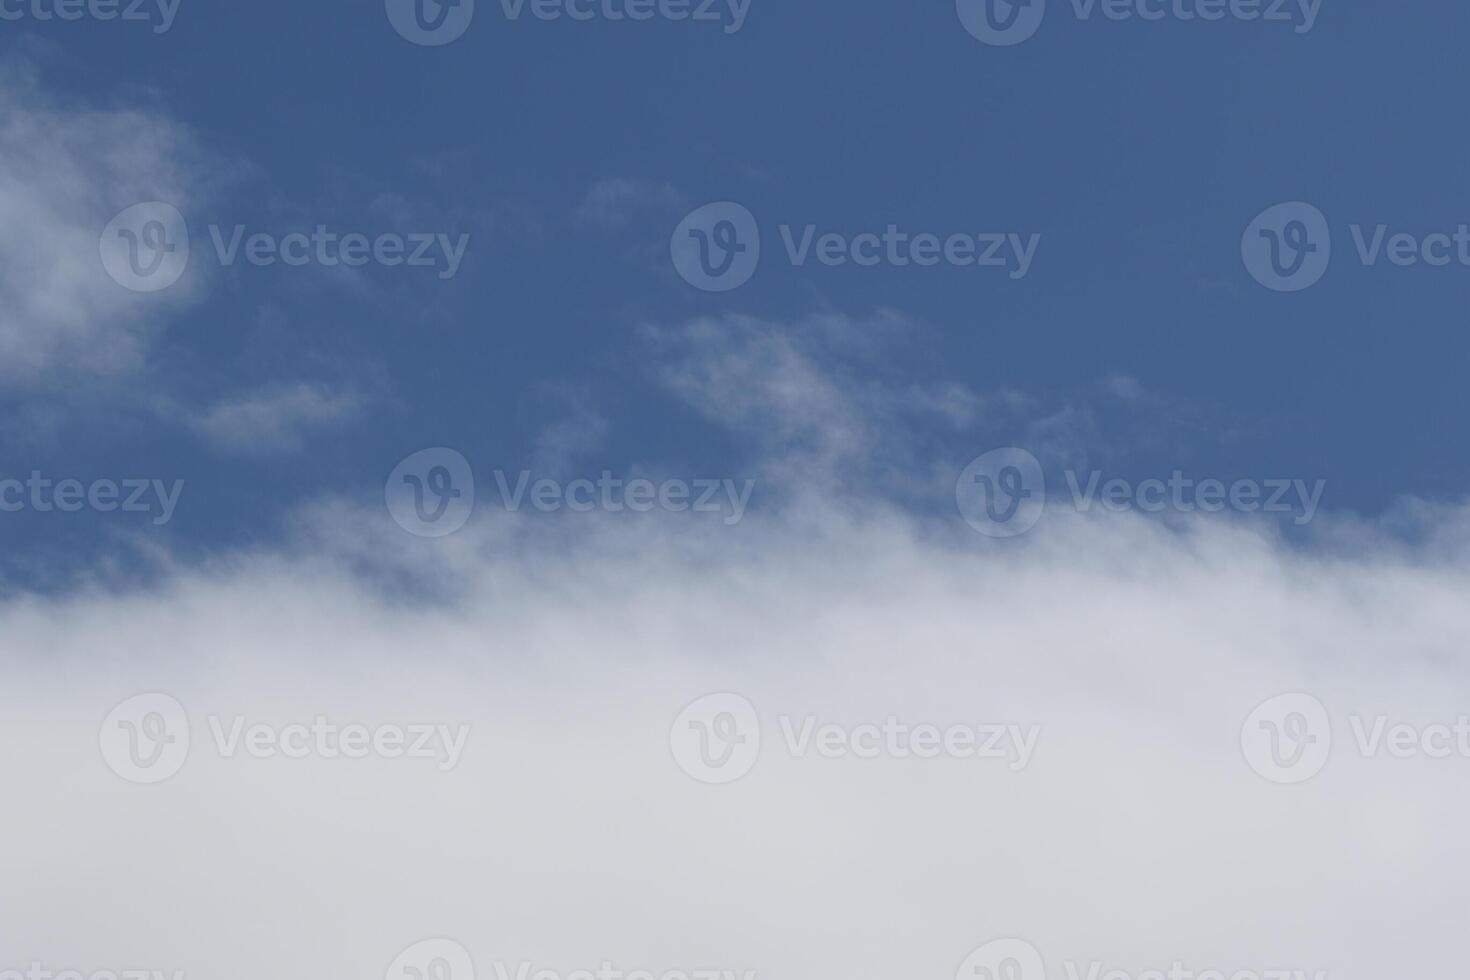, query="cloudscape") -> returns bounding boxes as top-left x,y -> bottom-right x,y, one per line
2,5 -> 1469,980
